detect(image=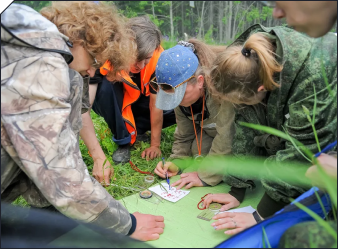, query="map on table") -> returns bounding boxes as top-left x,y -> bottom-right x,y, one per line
148,183 -> 190,203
